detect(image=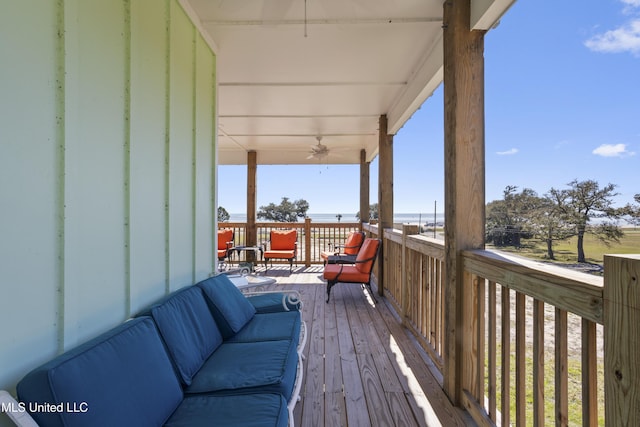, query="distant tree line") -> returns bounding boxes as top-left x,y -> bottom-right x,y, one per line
486,179 -> 639,263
